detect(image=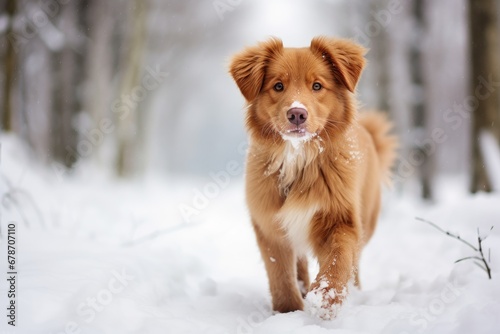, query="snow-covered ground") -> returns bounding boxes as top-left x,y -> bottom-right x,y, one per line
0,135 -> 499,334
